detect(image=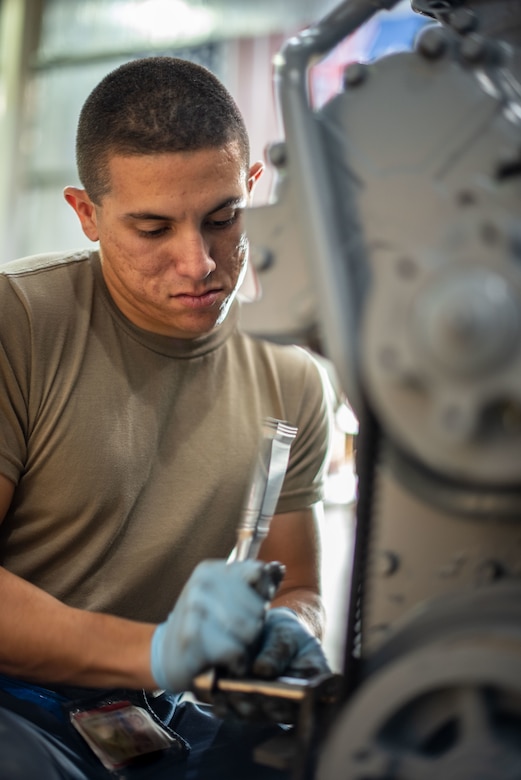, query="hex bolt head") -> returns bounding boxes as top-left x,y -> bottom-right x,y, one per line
461,34 -> 487,63
343,62 -> 367,88
376,551 -> 399,577
266,141 -> 287,169
417,26 -> 448,59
